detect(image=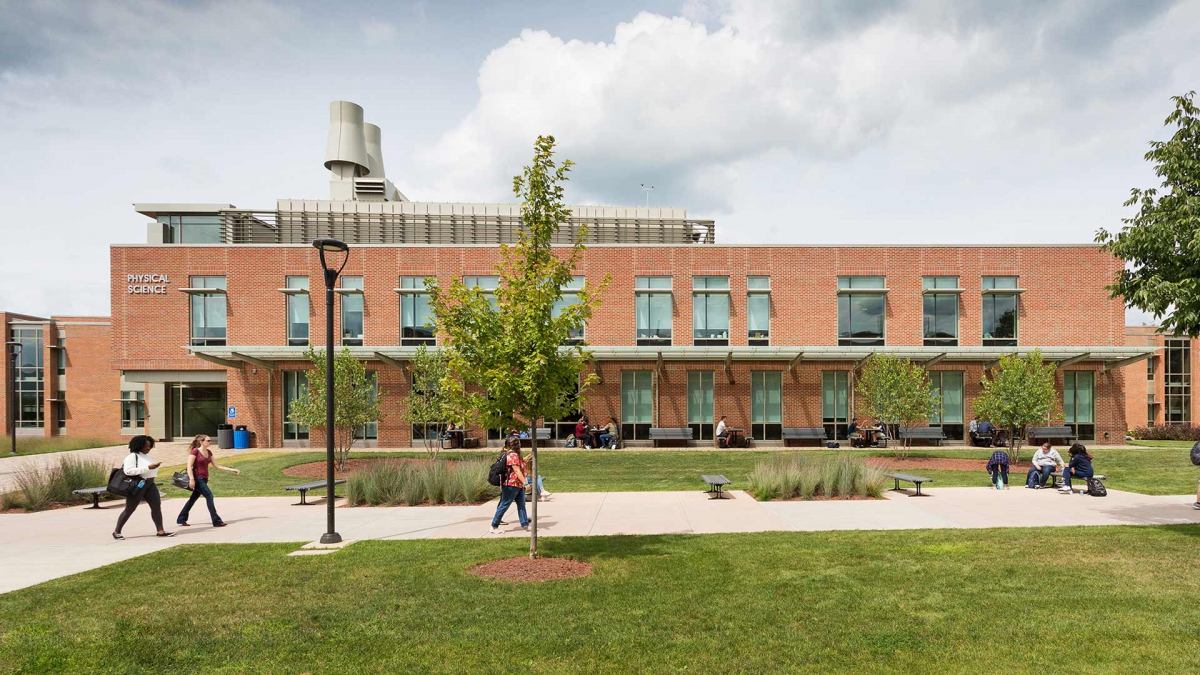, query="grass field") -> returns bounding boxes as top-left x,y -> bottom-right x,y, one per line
162,445 -> 1200,500
8,436 -> 116,457
1128,439 -> 1198,448
2,526 -> 1199,673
